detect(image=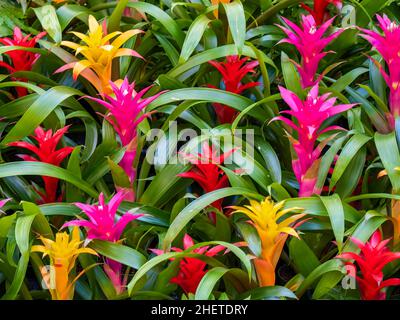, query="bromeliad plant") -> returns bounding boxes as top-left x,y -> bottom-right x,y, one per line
207,56 -> 259,123
0,27 -> 46,97
57,15 -> 143,94
8,126 -> 73,203
231,197 -> 306,286
337,231 -> 400,300
272,84 -> 355,196
150,234 -> 226,296
277,14 -> 343,88
2,0 -> 400,302
360,14 -> 400,129
178,142 -> 236,223
63,191 -> 143,294
86,77 -> 164,197
32,227 -> 98,300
